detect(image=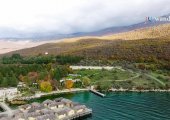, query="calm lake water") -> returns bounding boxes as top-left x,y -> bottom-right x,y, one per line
28,92 -> 170,120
